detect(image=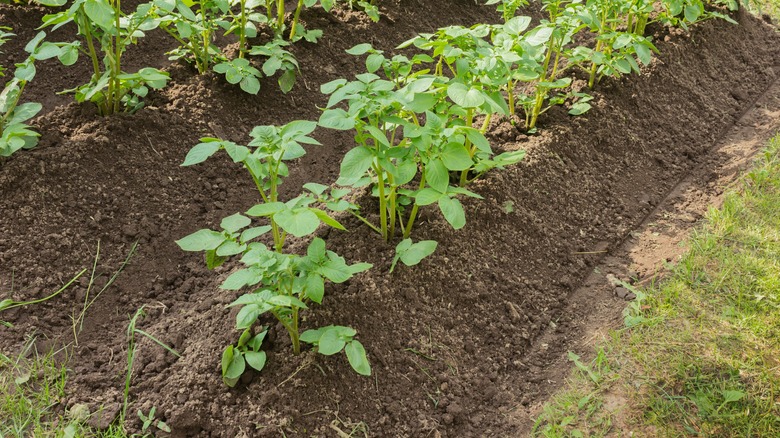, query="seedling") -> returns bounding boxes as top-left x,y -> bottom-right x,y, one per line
390,239 -> 437,273
179,120 -> 372,384
1,31 -> 75,156
39,0 -> 170,115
